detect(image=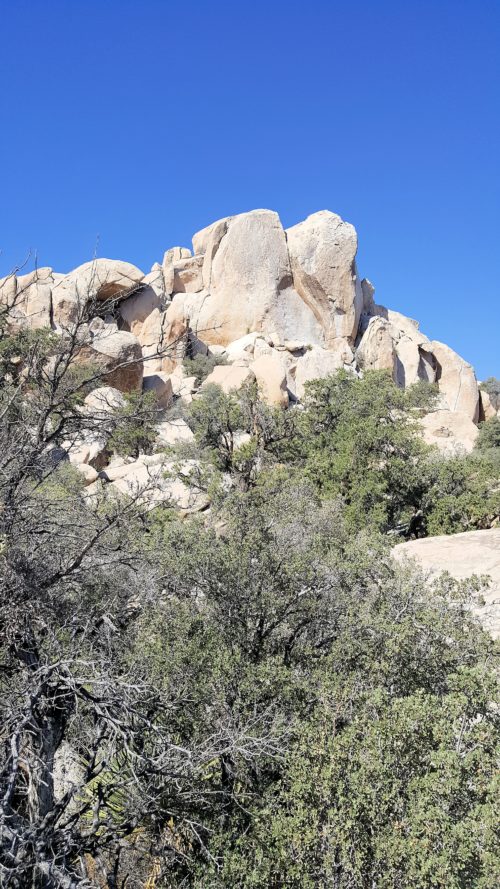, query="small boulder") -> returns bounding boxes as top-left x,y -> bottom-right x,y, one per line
430,341 -> 479,422
155,418 -> 195,446
293,343 -> 354,400
142,372 -> 174,409
202,364 -> 255,394
88,330 -> 144,393
251,354 -> 288,407
286,210 -> 363,344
